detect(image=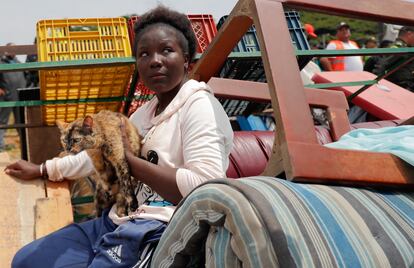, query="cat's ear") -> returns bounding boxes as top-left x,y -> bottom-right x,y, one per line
82,116 -> 93,135
56,120 -> 68,131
